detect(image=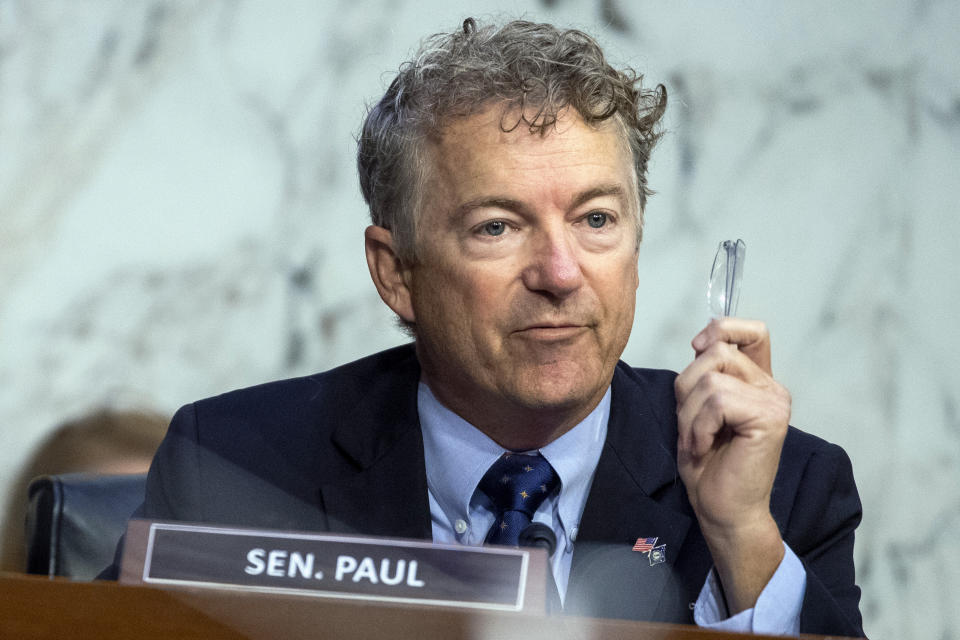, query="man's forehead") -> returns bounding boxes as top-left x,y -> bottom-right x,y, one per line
429,107 -> 626,166
423,105 -> 639,209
